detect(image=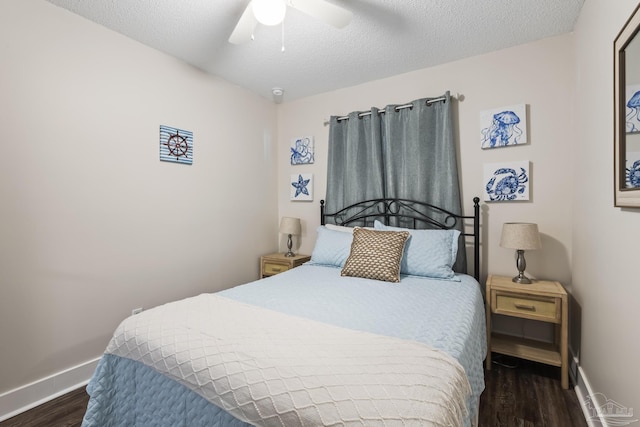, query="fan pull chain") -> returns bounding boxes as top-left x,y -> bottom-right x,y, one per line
281,20 -> 285,52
